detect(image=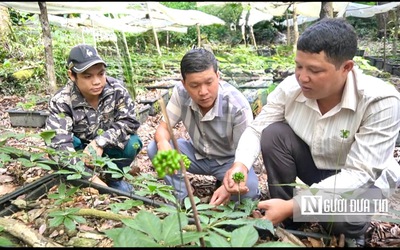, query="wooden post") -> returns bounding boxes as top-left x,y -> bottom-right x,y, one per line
292,2 -> 299,55
147,2 -> 162,56
38,2 -> 57,95
197,23 -> 201,47
249,25 -> 257,49
392,7 -> 399,56
0,6 -> 11,46
286,8 -> 291,46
